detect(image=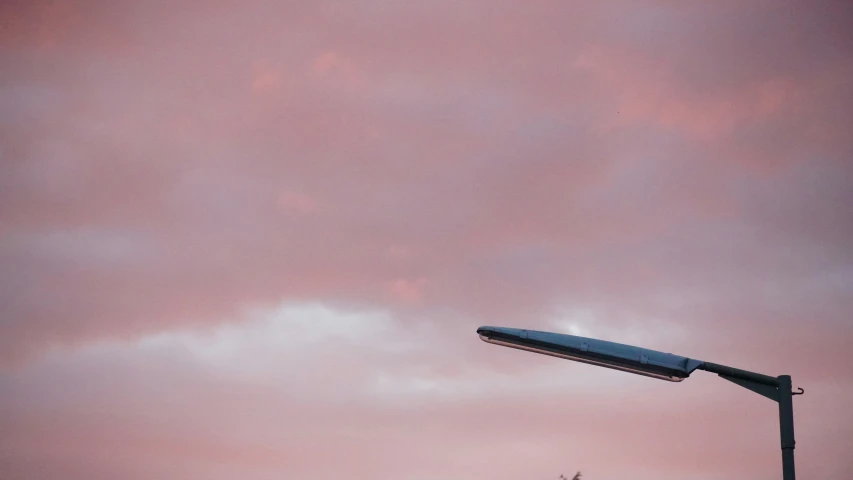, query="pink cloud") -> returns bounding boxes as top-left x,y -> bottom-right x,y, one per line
312,50 -> 367,91
574,44 -> 813,145
250,59 -> 281,94
388,277 -> 428,304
